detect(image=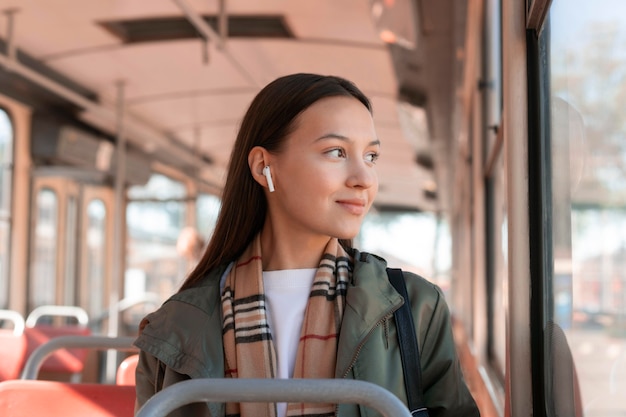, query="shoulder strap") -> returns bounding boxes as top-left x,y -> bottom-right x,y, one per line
387,267 -> 429,417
